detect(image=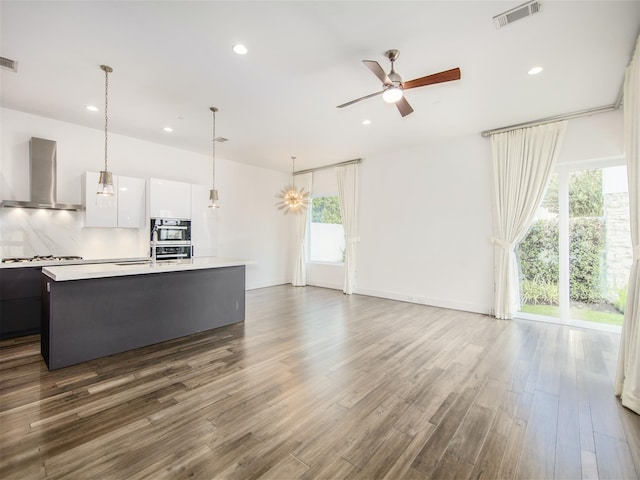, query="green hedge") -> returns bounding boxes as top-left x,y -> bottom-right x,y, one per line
518,216 -> 604,303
